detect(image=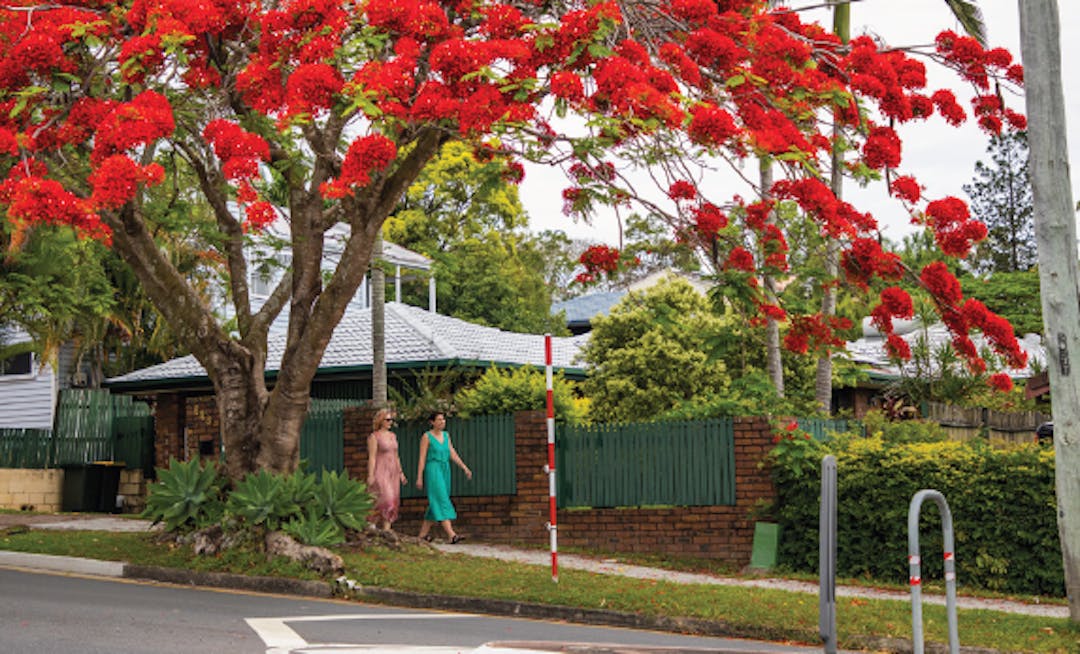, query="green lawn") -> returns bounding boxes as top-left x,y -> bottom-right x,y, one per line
0,528 -> 1075,653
